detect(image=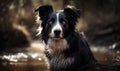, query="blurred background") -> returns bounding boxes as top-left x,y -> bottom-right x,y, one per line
0,0 -> 120,71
